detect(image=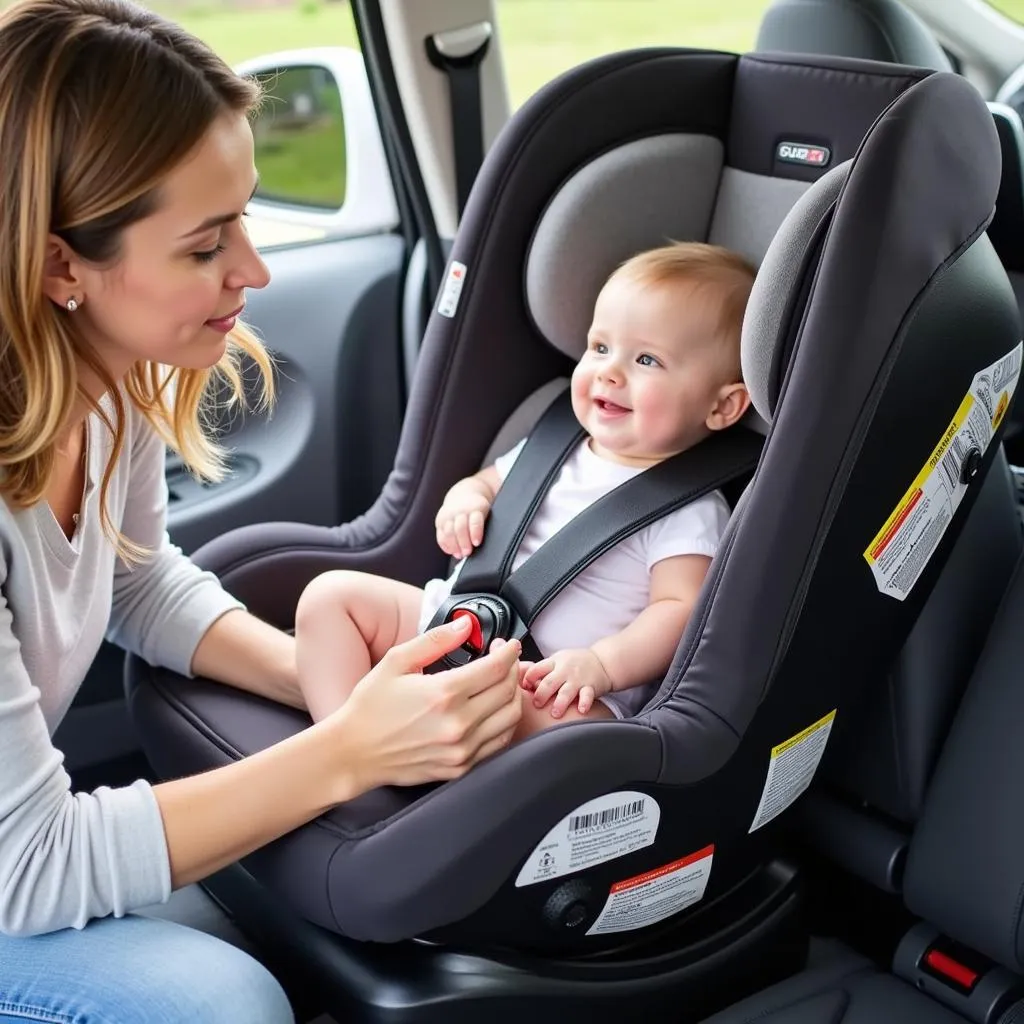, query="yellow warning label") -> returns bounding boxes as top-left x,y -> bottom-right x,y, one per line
749,709 -> 838,833
771,709 -> 838,758
865,393 -> 973,566
862,342 -> 1022,601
